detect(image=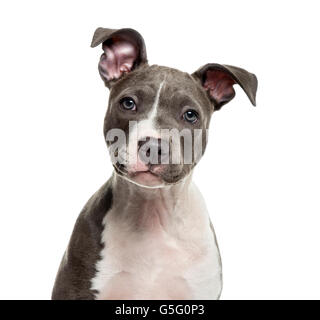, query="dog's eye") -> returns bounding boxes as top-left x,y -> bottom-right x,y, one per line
183,110 -> 198,123
120,97 -> 136,111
